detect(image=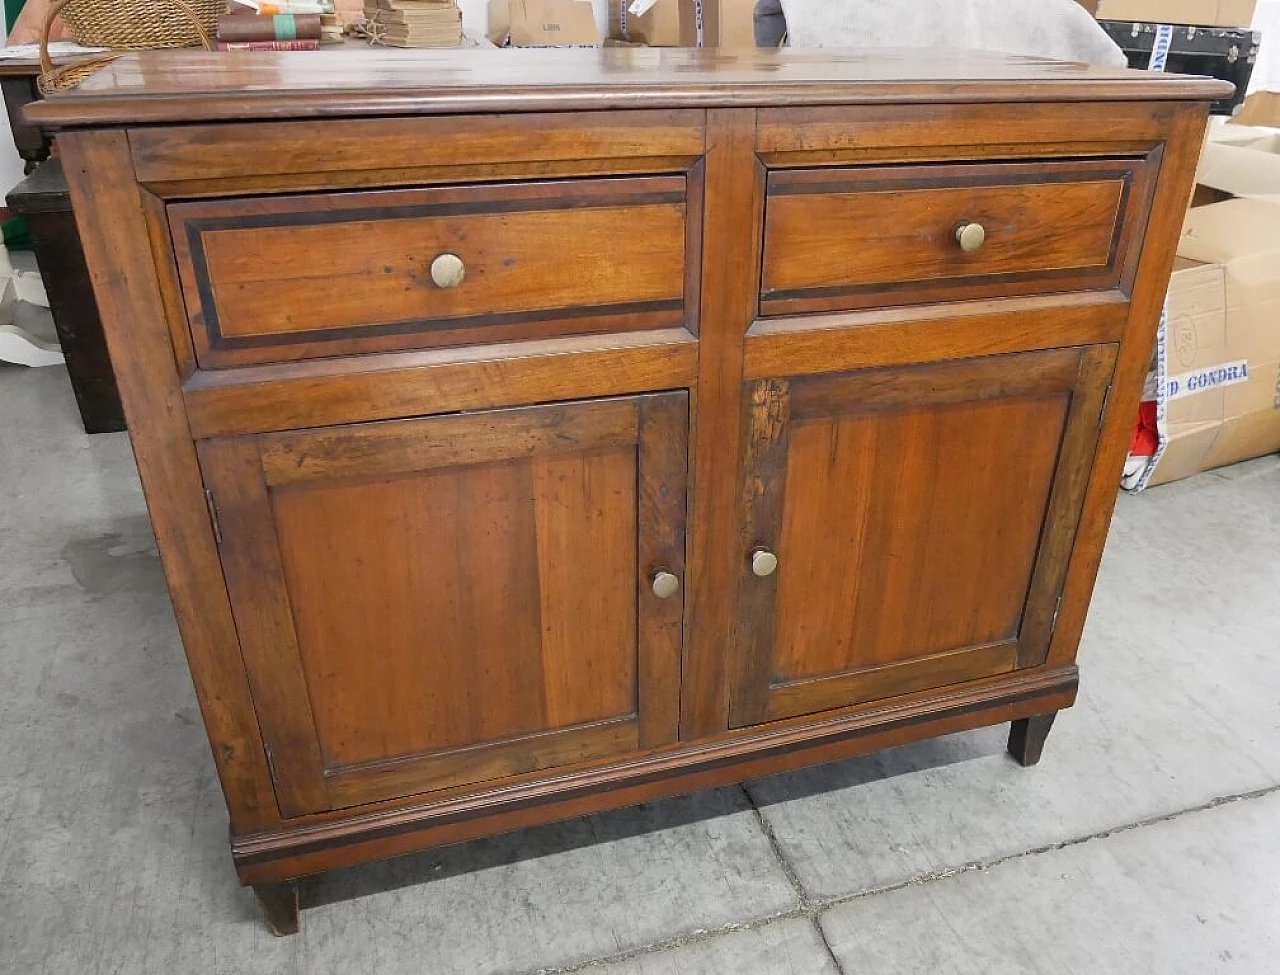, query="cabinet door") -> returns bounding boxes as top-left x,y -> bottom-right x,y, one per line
198,393 -> 688,817
729,347 -> 1115,728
